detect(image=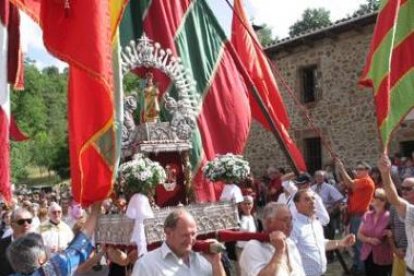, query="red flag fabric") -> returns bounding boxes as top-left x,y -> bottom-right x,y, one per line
0,0 -> 24,203
230,0 -> 306,171
40,1 -> 115,206
9,114 -> 28,141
